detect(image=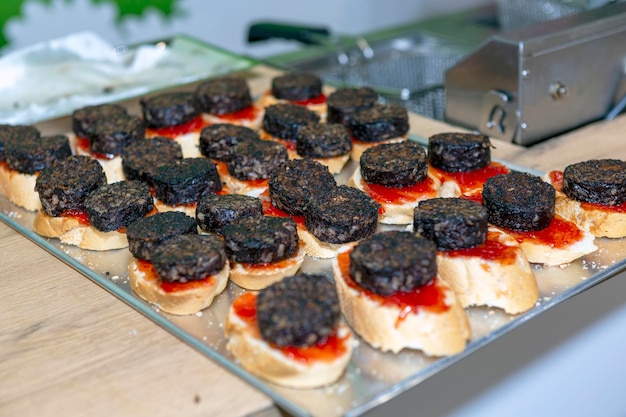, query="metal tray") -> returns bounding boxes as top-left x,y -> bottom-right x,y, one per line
2,135 -> 626,417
